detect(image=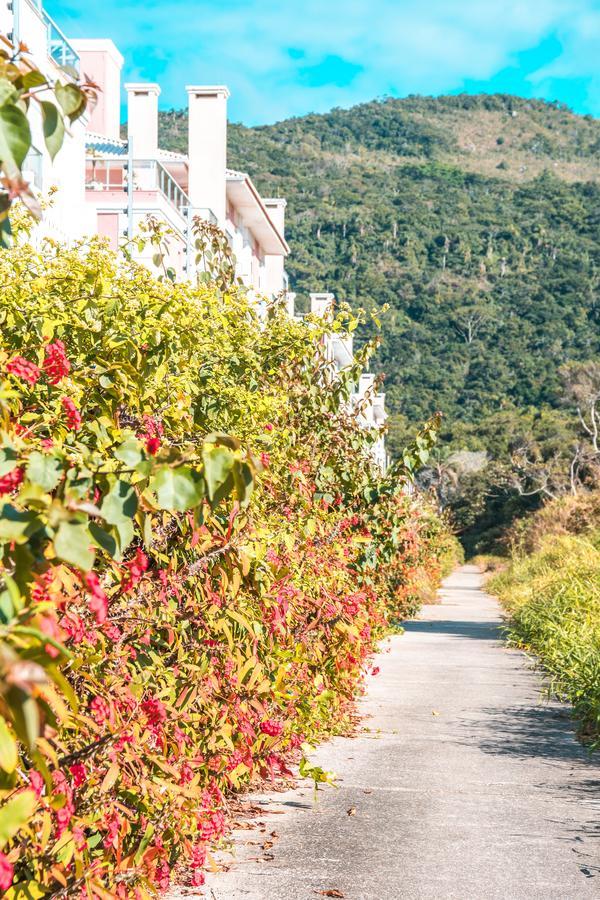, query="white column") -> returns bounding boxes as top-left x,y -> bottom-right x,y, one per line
125,83 -> 161,159
186,86 -> 230,226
